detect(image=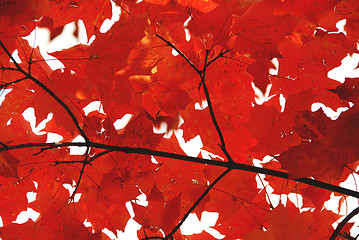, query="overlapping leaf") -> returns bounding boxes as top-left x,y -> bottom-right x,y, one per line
1,0 -> 359,239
